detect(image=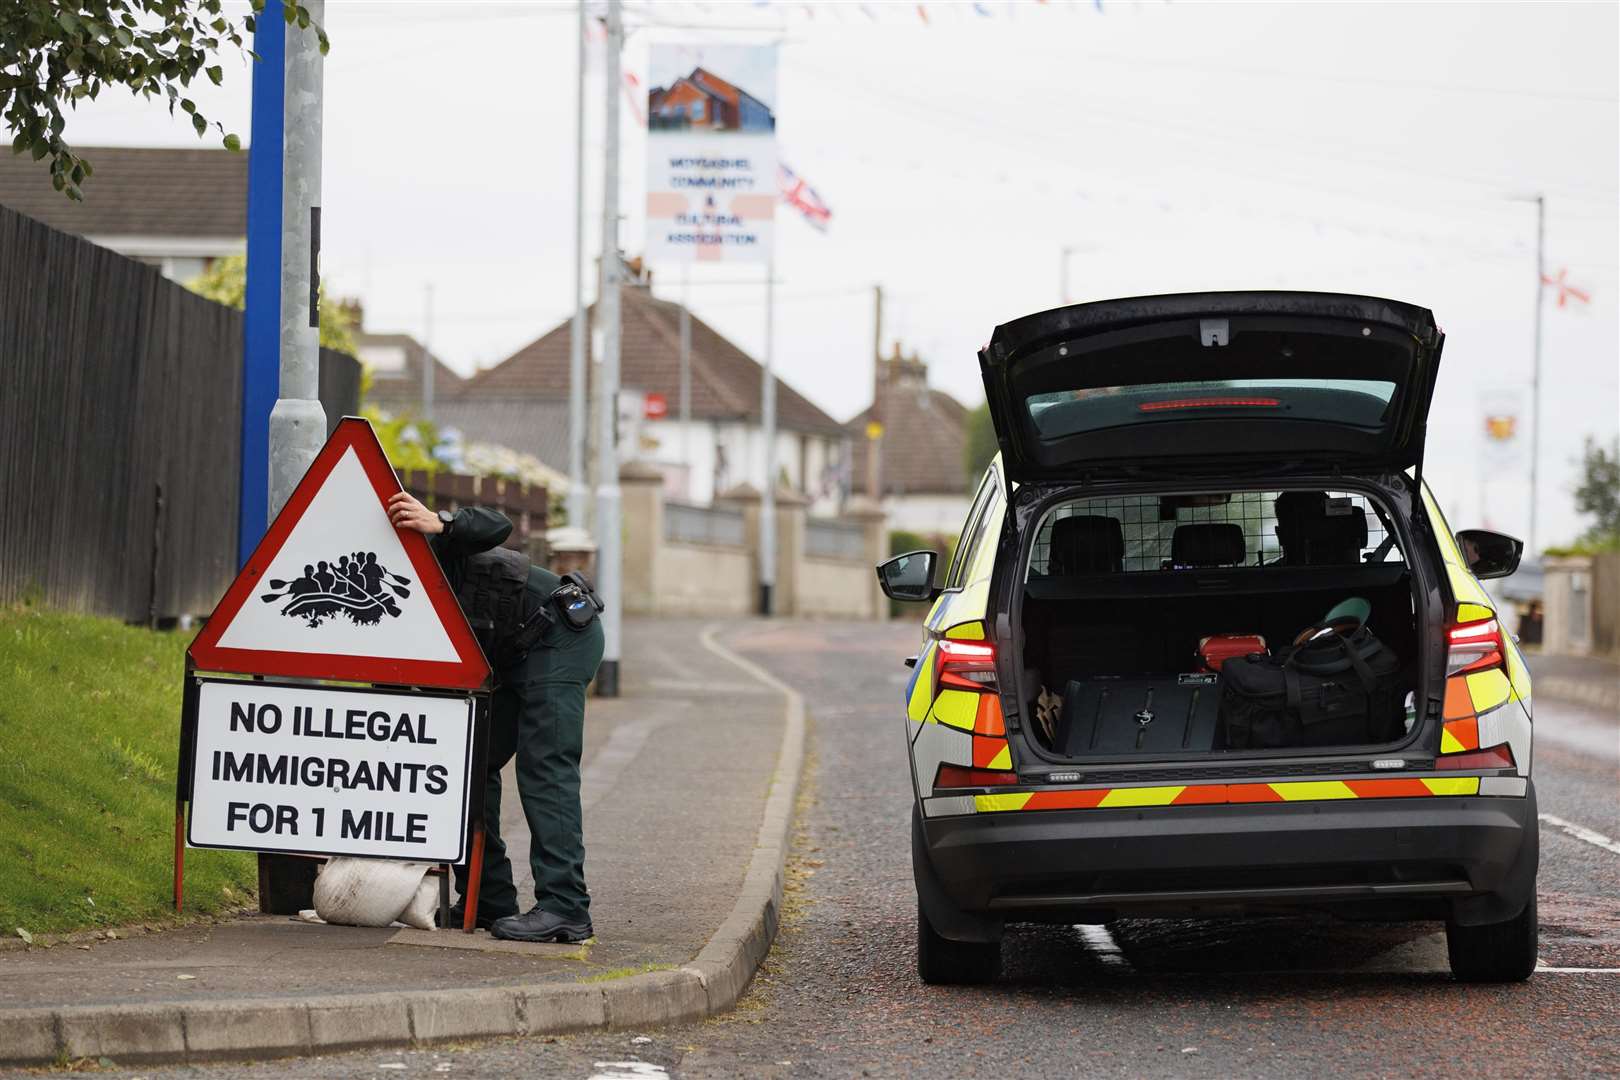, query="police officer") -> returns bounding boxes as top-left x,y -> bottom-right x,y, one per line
388,491 -> 603,943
